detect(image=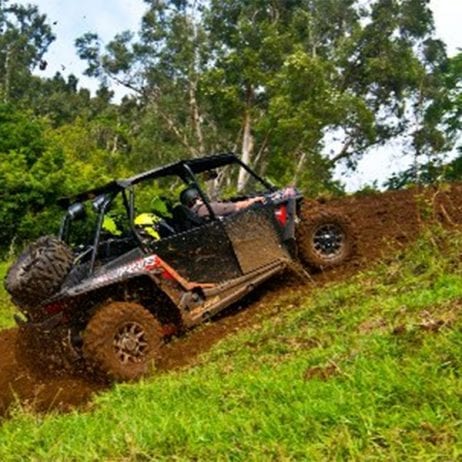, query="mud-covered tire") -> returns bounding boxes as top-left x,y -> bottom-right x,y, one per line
82,302 -> 163,382
296,211 -> 355,270
15,325 -> 77,376
5,236 -> 74,308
